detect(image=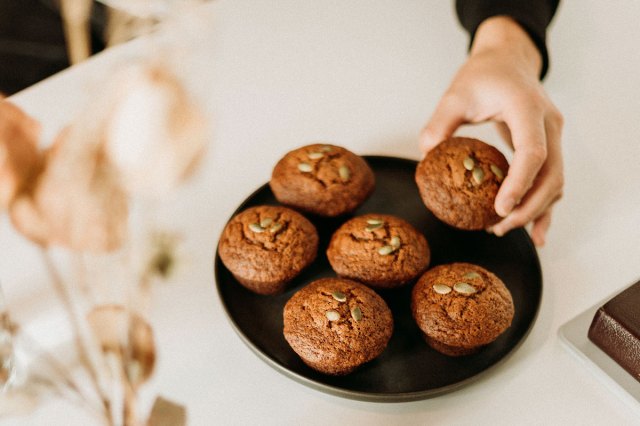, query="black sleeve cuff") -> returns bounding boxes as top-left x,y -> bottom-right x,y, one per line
455,0 -> 560,79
